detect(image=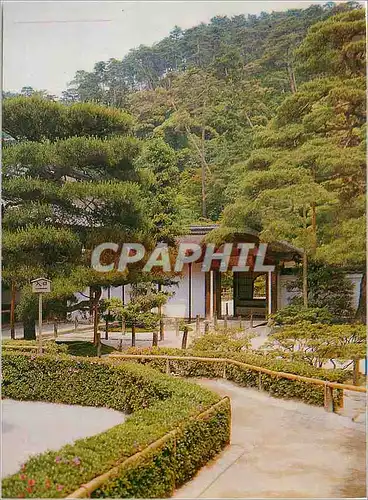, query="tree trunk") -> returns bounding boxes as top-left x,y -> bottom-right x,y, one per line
23,318 -> 36,340
302,205 -> 308,307
105,317 -> 109,340
355,272 -> 366,323
302,250 -> 308,307
131,323 -> 136,347
92,287 -> 102,346
353,358 -> 360,386
287,59 -> 297,94
311,202 -> 317,255
181,326 -> 188,349
10,281 -> 16,339
158,283 -> 164,341
201,124 -> 206,218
